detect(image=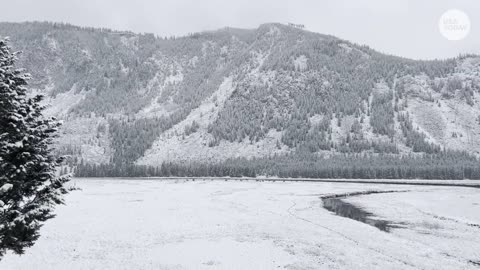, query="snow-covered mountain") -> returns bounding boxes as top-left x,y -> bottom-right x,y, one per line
1,21 -> 480,167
